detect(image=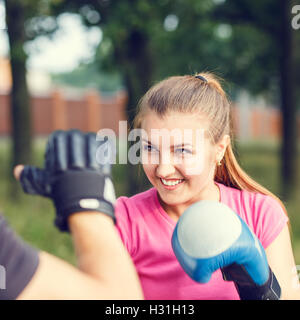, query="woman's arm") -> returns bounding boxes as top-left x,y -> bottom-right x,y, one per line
266,225 -> 300,300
